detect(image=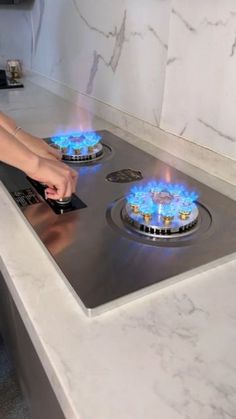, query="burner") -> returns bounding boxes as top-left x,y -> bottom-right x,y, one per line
122,181 -> 199,238
50,131 -> 104,163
